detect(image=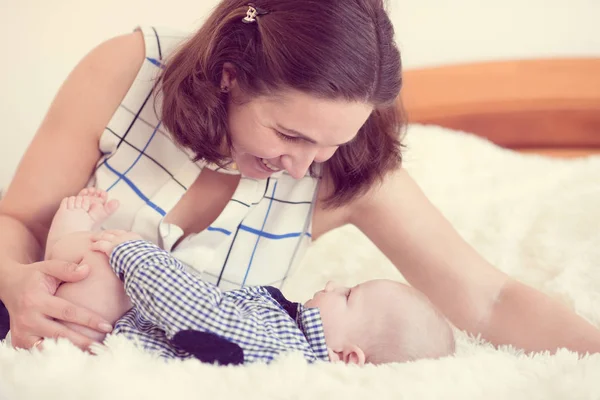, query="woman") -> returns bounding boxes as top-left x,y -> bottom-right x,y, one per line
1,0 -> 600,353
